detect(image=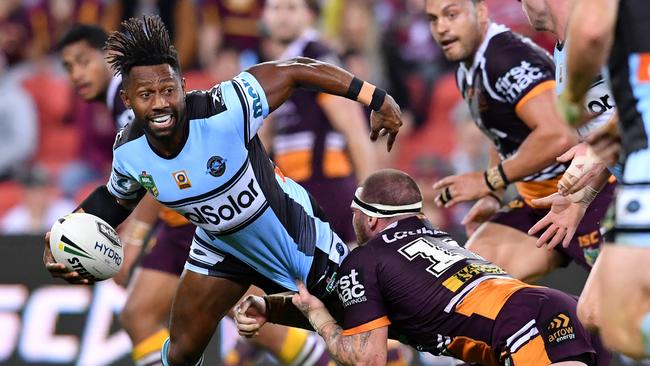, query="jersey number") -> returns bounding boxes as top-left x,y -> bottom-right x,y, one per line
398,238 -> 464,277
